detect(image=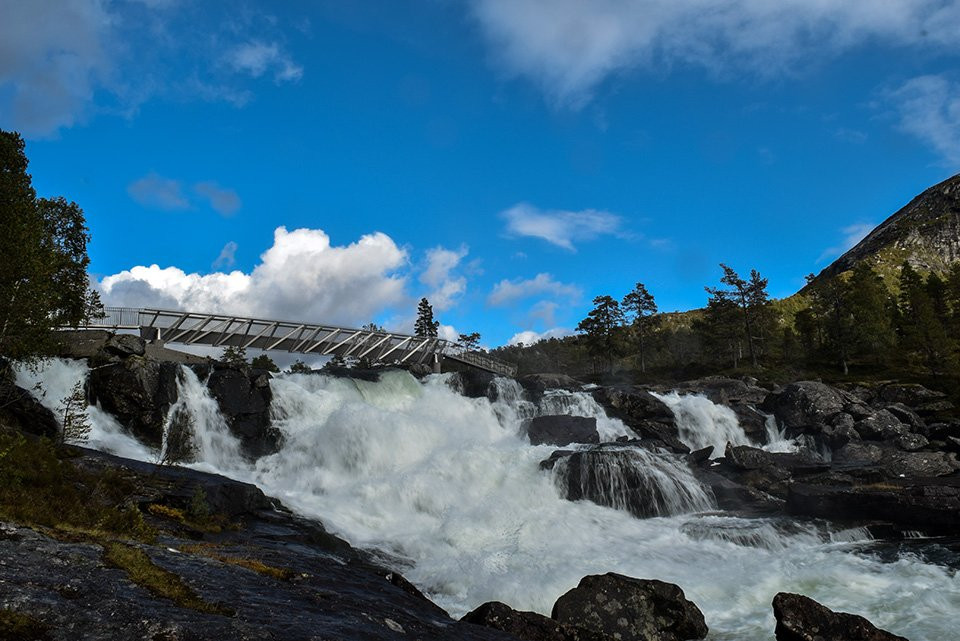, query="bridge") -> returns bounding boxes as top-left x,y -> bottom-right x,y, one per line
82,307 -> 517,377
